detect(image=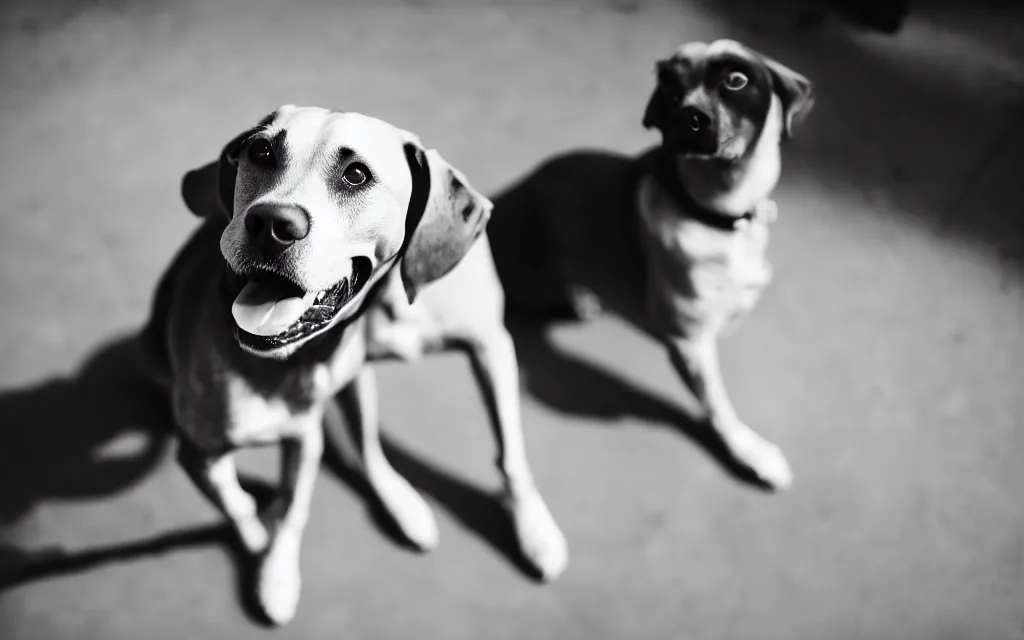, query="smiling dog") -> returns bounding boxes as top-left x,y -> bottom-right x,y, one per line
143,105 -> 567,625
490,40 -> 814,490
